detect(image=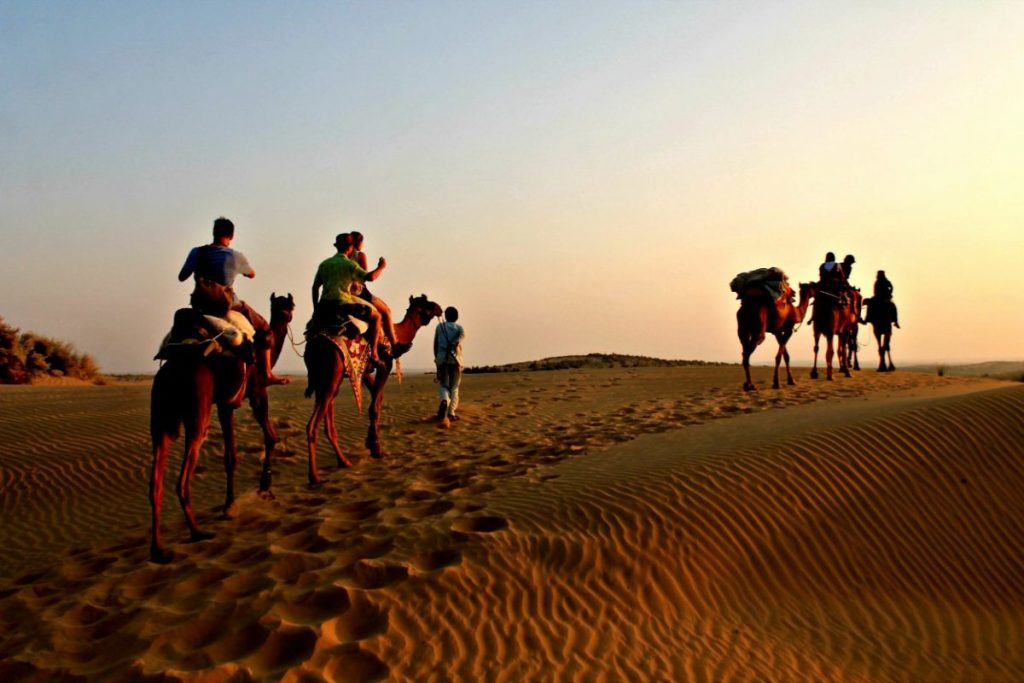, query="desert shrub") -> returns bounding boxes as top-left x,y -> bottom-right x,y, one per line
0,317 -> 30,384
0,317 -> 100,383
